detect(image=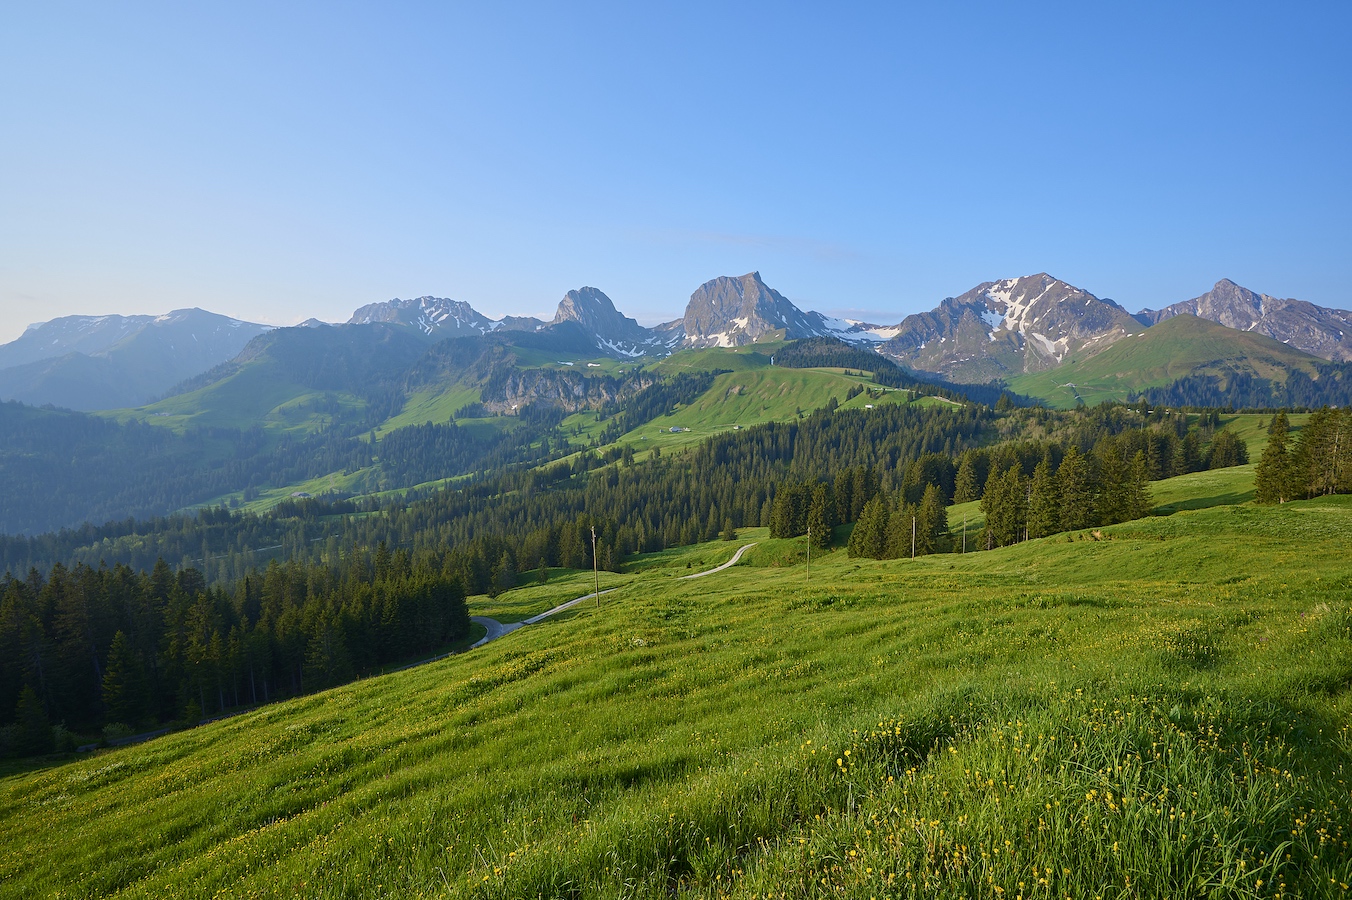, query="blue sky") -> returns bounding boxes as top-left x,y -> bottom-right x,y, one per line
2,2 -> 1348,341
